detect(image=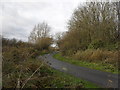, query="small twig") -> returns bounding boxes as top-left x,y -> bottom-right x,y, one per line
21,63 -> 43,89
16,65 -> 22,89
